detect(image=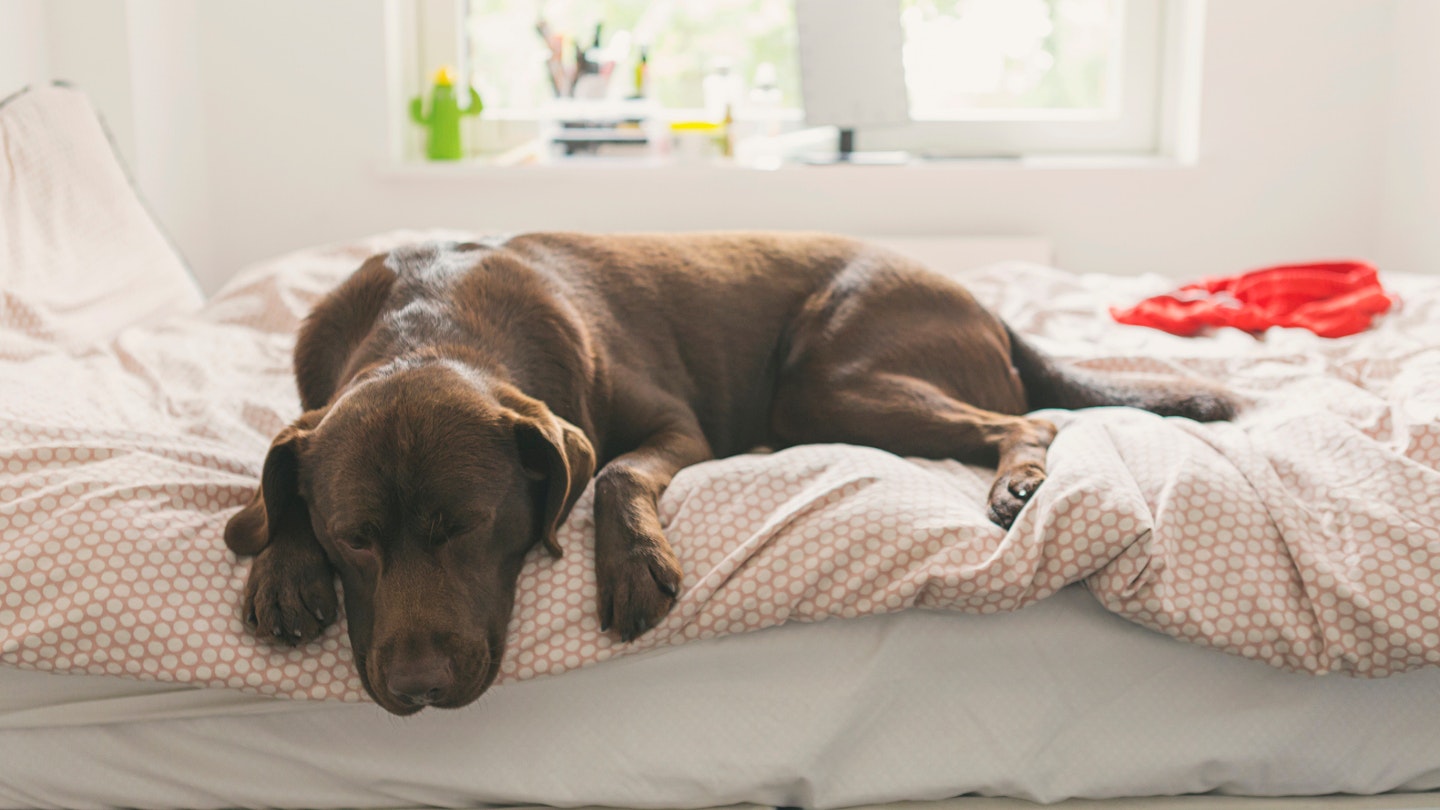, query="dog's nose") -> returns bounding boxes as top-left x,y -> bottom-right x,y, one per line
386,655 -> 454,706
